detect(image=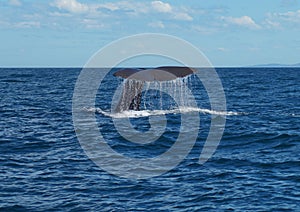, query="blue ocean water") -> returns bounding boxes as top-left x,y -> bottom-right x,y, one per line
0,68 -> 299,211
